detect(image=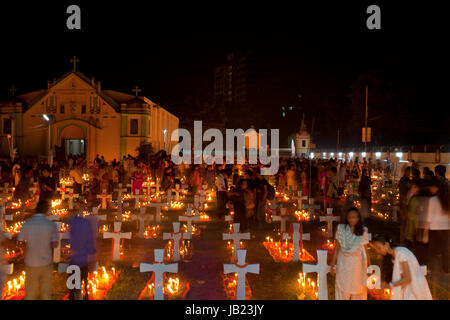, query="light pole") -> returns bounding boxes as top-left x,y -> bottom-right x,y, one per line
163,129 -> 167,151
43,114 -> 53,167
